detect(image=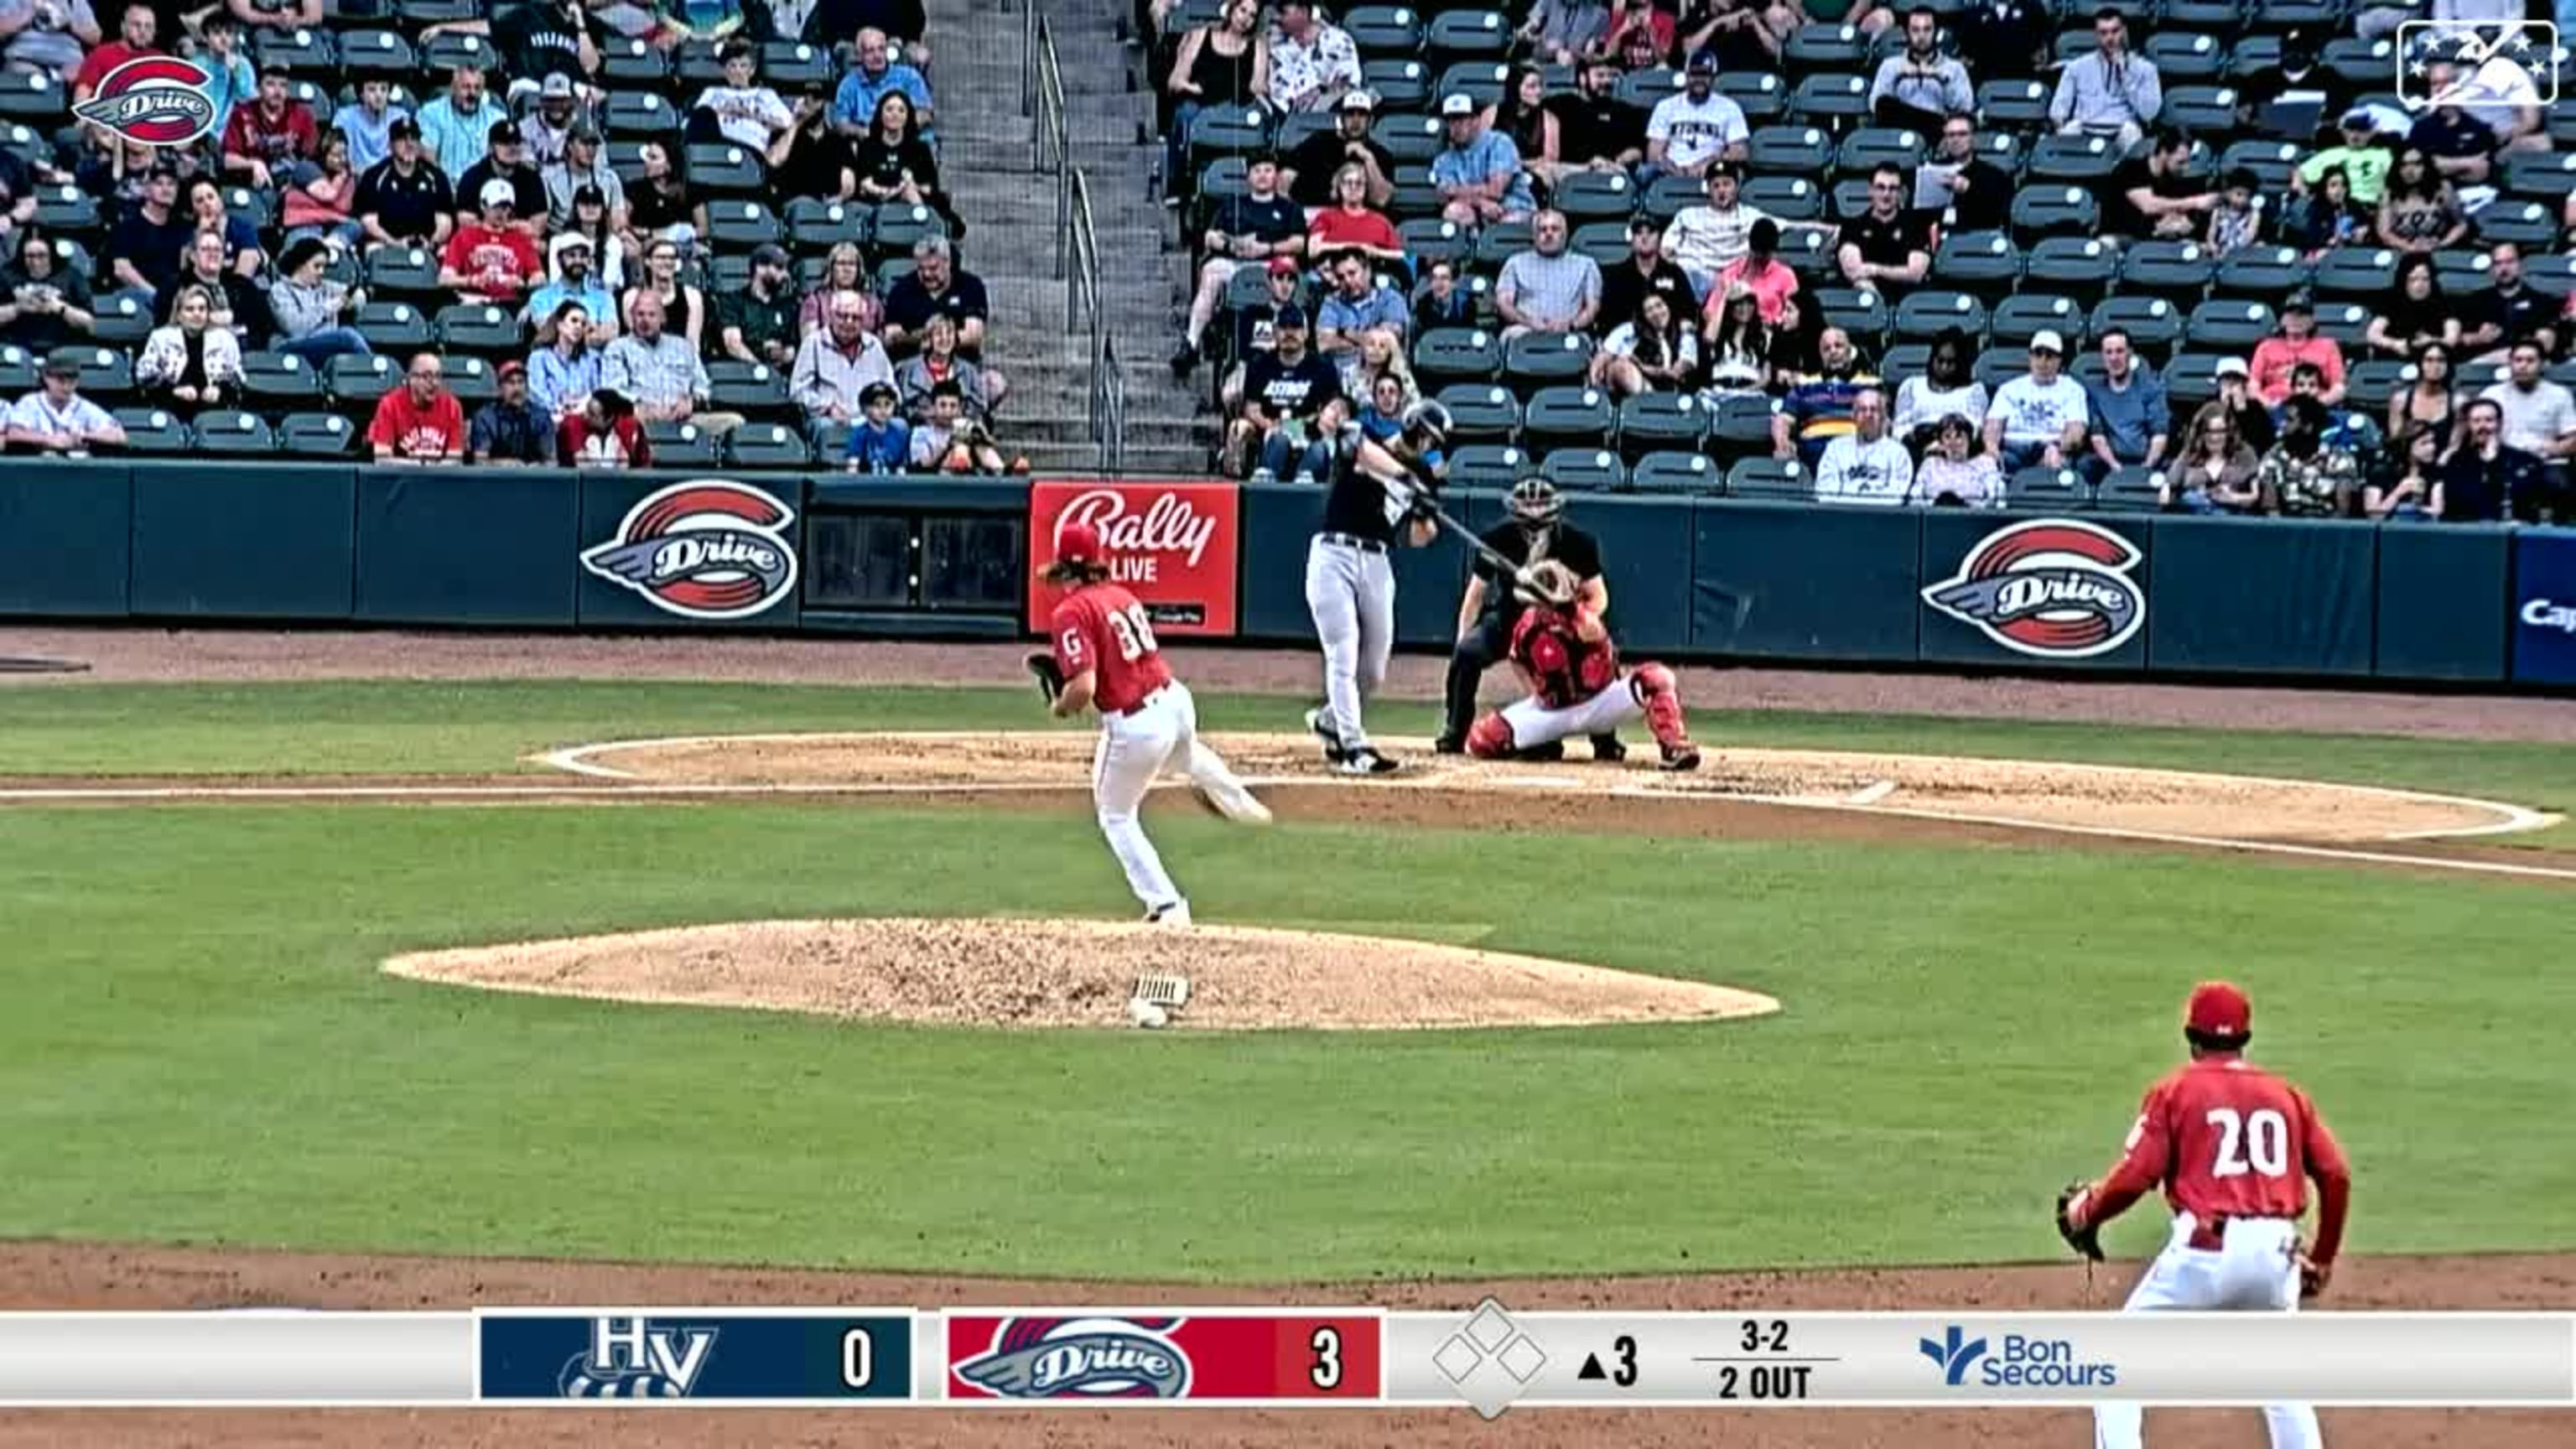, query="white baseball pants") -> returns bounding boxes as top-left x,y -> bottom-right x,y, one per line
1091,681 -> 1257,917
2094,1213 -> 2319,1449
1305,536 -> 1394,753
1496,678 -> 1646,749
